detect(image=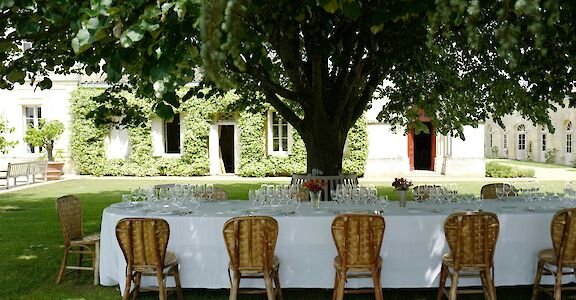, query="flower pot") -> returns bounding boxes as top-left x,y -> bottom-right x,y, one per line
309,191 -> 321,208
398,190 -> 407,207
47,161 -> 65,181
